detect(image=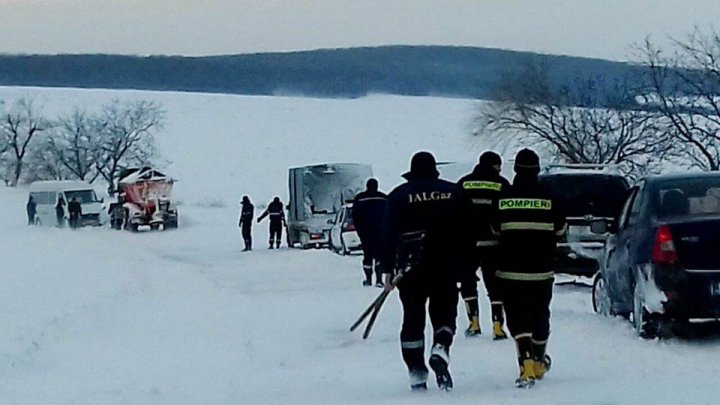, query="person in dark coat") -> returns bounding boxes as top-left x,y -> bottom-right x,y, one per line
26,195 -> 37,225
457,151 -> 511,339
381,151 -> 472,392
492,148 -> 566,388
55,196 -> 66,228
238,196 -> 254,251
258,196 -> 286,249
352,178 -> 388,287
68,197 -> 82,229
